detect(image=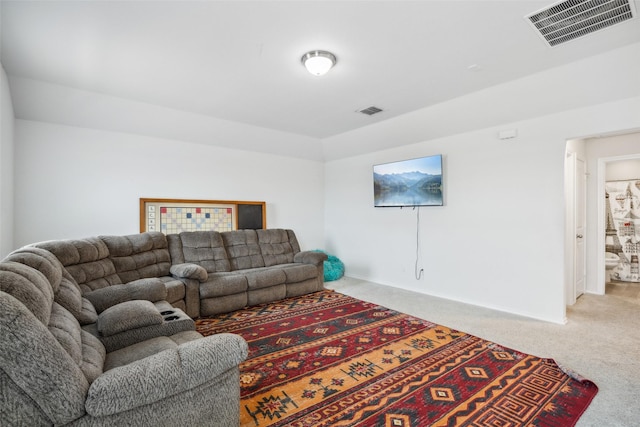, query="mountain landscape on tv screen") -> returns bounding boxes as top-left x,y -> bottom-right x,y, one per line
374,171 -> 442,206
